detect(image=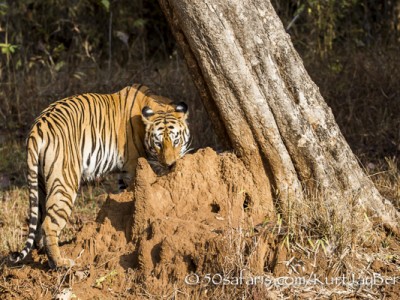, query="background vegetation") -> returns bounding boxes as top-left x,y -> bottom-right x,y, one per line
0,1 -> 398,298
0,0 -> 399,259
0,0 -> 399,156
